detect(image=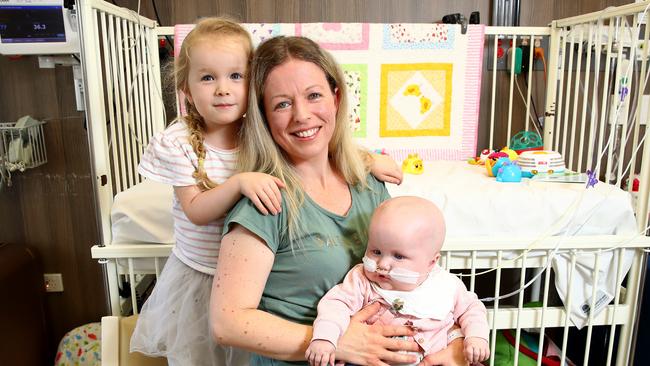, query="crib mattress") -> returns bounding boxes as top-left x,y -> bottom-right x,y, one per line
111,178 -> 175,245
110,161 -> 637,245
387,161 -> 637,238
